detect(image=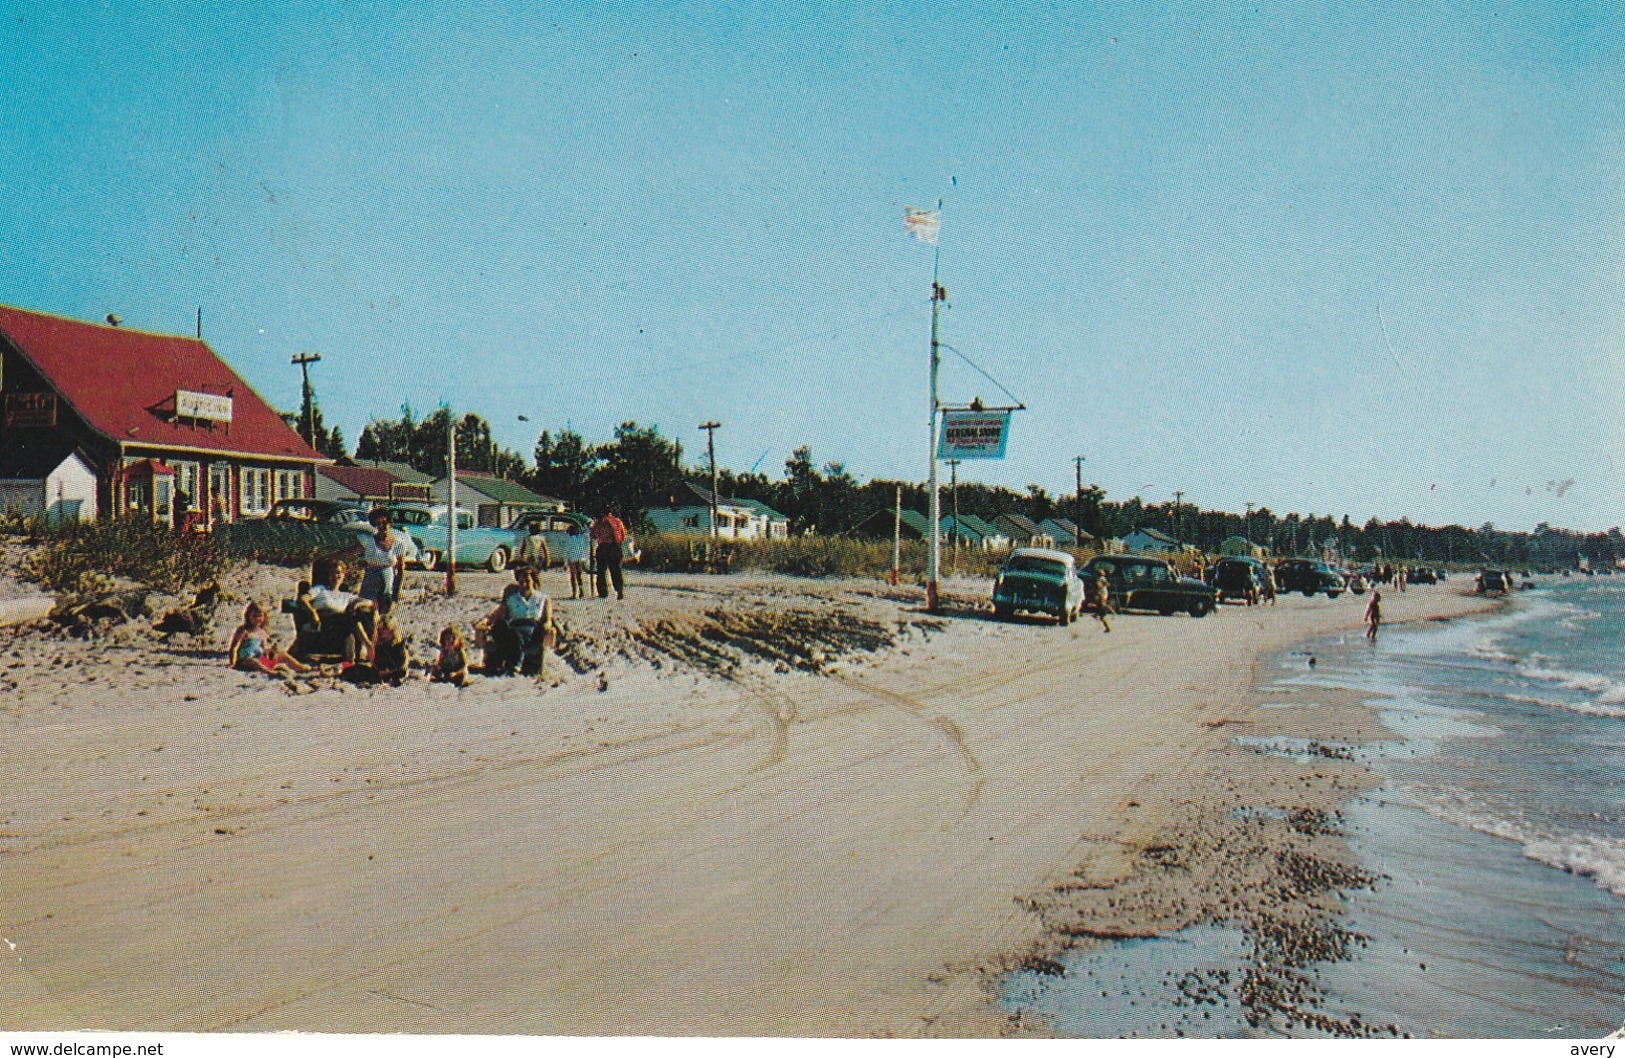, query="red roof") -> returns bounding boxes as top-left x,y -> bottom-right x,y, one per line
0,304 -> 322,462
320,463 -> 403,497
